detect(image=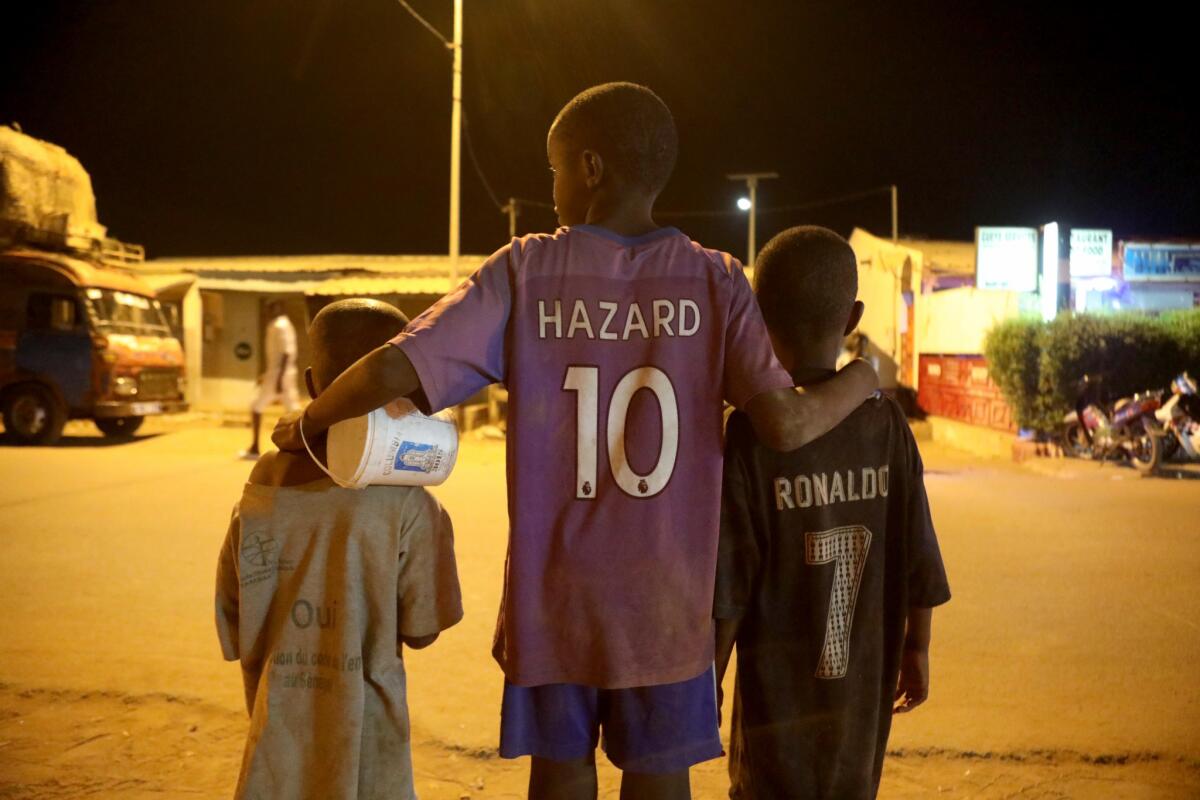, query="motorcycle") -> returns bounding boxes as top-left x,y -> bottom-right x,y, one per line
1149,371 -> 1200,471
1060,374 -> 1163,472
